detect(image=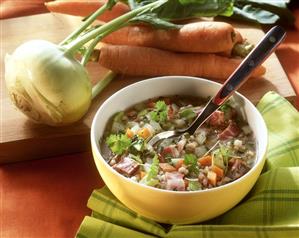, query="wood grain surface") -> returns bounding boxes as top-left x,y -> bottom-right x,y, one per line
0,13 -> 295,163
